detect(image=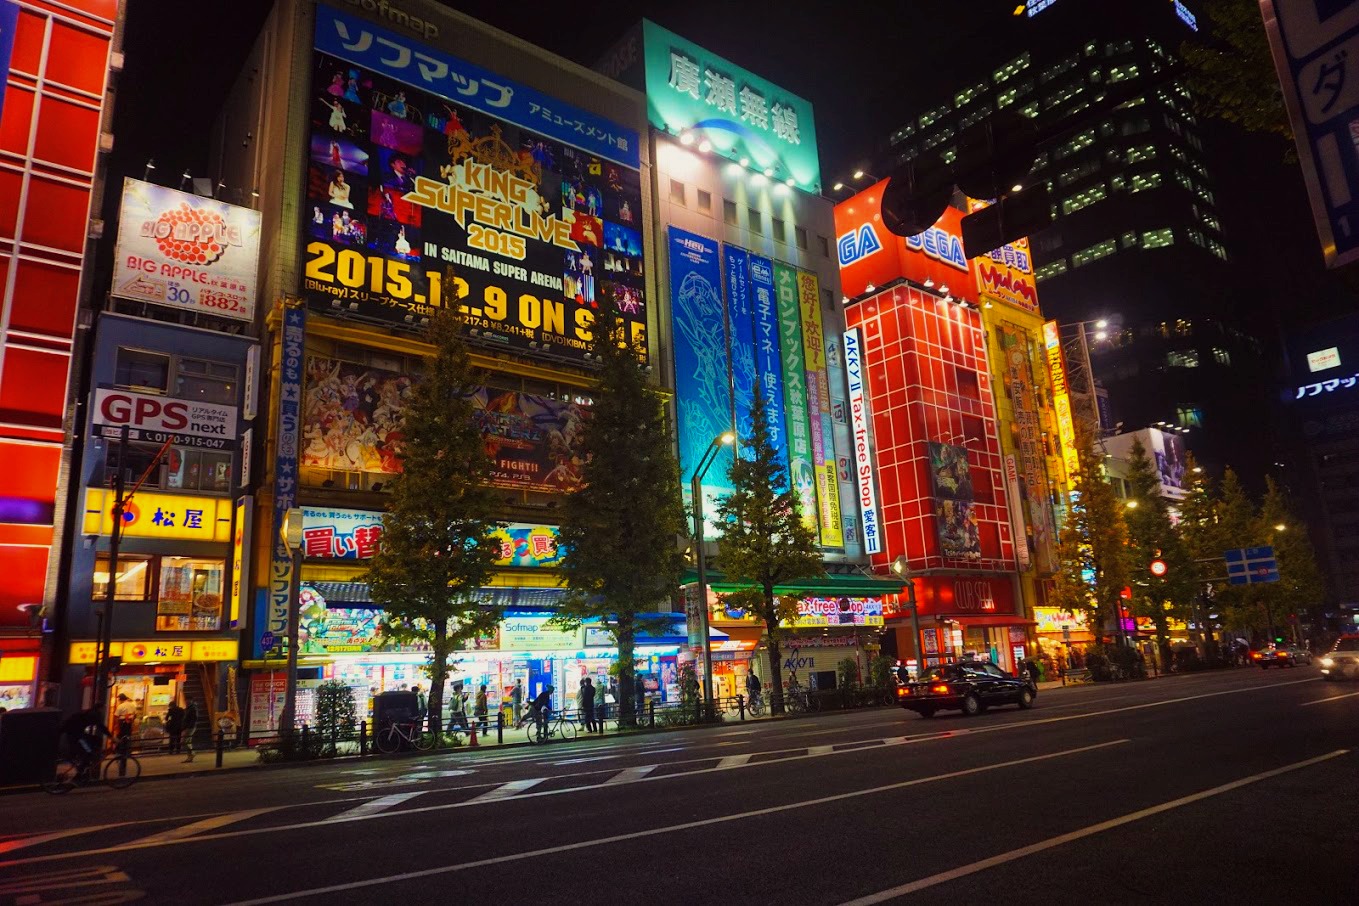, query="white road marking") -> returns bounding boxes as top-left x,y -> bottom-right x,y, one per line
1300,690 -> 1359,706
330,793 -> 426,821
550,755 -> 623,765
224,740 -> 1130,905
0,826 -> 125,856
838,748 -> 1351,904
467,778 -> 544,803
807,745 -> 835,756
604,765 -> 657,785
0,865 -> 131,897
126,809 -> 281,846
716,754 -> 753,769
